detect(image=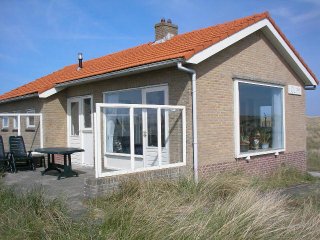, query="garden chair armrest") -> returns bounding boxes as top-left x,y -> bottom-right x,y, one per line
27,151 -> 33,157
